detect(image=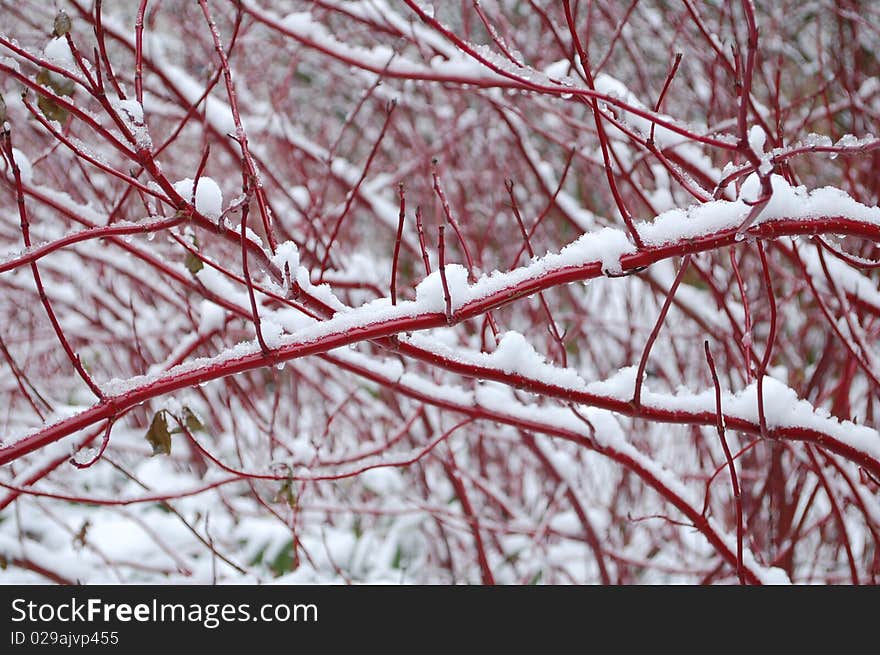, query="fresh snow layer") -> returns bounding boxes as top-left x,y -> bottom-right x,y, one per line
1,148 -> 32,183
43,37 -> 73,66
9,161 -> 880,493
638,173 -> 880,246
173,177 -> 223,219
24,170 -> 880,472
